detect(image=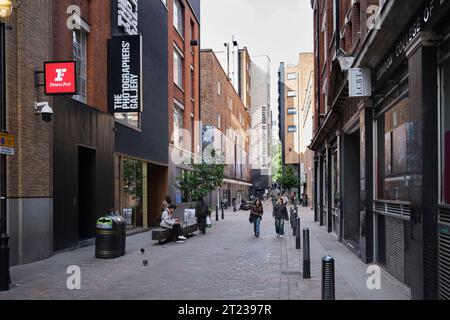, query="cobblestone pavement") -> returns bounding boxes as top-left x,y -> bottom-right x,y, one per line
0,202 -> 411,300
